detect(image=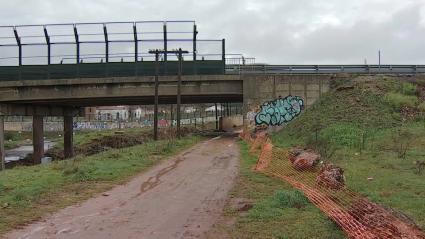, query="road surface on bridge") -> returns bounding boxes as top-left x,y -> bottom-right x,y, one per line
4,136 -> 239,239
